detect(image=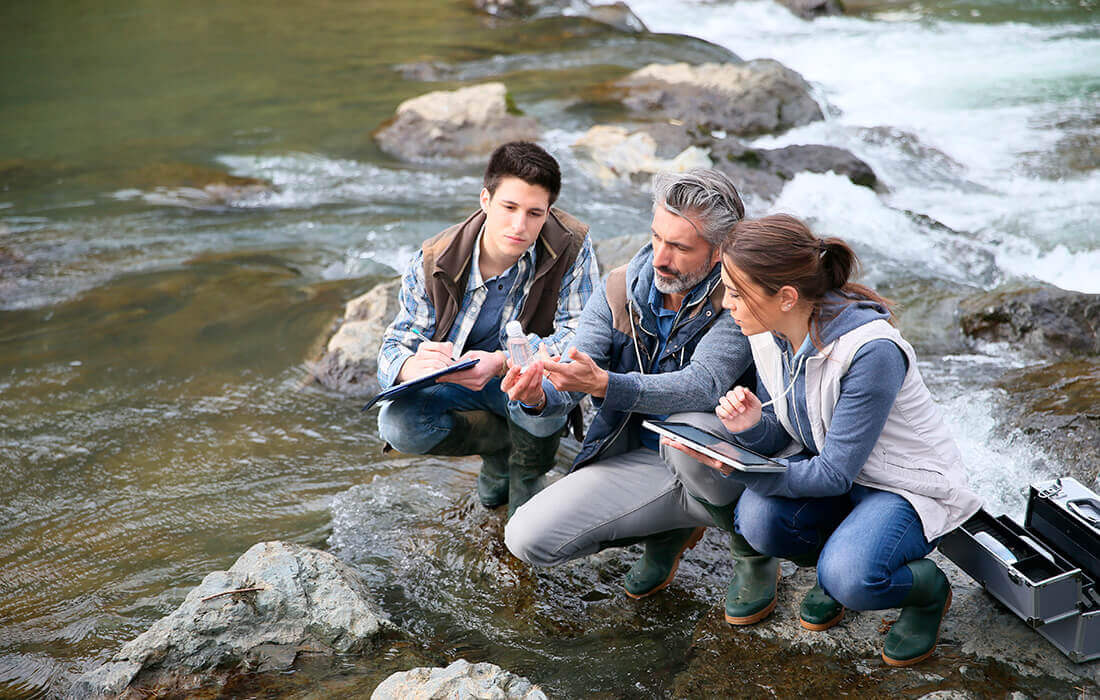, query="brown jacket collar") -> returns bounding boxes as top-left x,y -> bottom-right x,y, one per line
427,207 -> 589,289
